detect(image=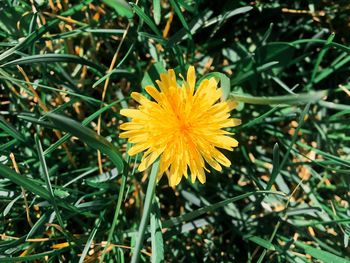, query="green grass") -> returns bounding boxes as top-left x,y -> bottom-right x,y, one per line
1,0 -> 350,262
